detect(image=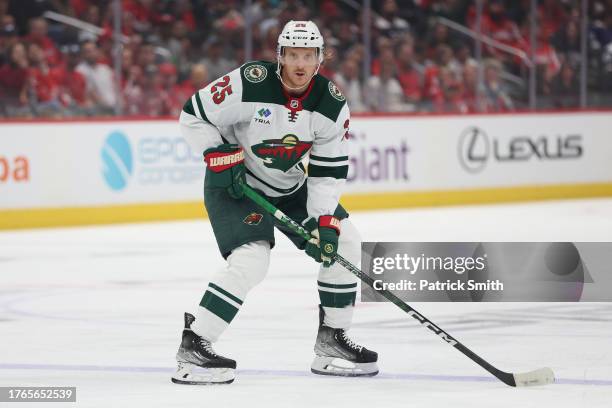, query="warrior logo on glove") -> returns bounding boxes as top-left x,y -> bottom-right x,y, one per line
205,150 -> 244,172
204,144 -> 246,199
